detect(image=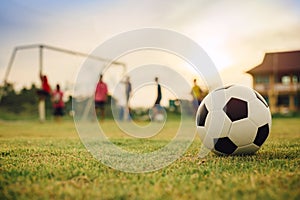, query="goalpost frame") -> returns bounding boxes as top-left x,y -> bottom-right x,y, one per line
2,44 -> 126,84
0,44 -> 126,100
